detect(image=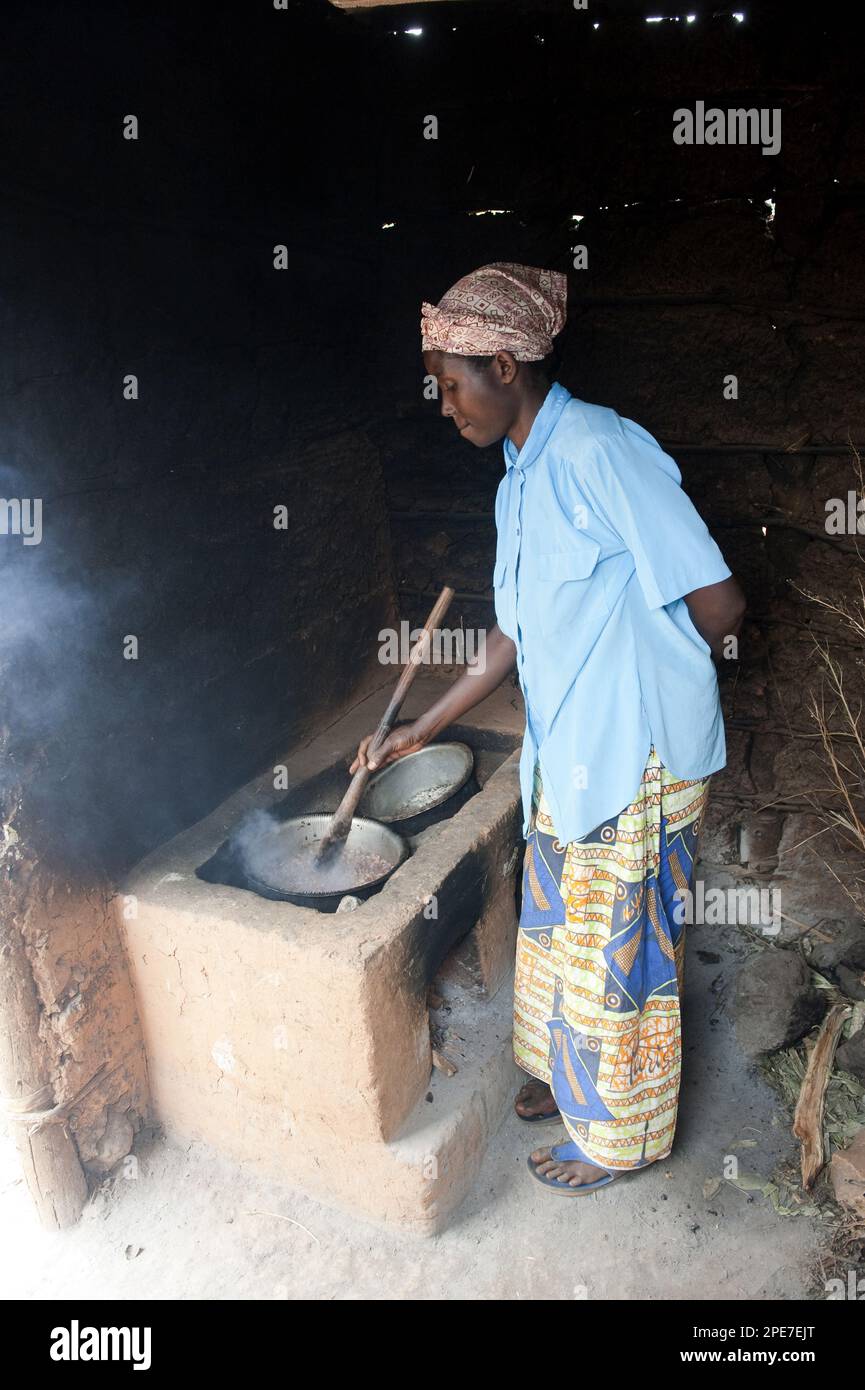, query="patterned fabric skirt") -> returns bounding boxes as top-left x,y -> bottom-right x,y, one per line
513,745 -> 711,1172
